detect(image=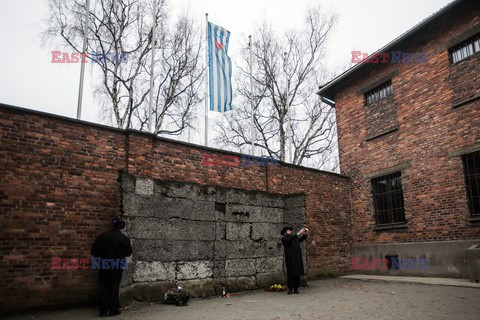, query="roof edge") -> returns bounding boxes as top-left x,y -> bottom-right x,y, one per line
317,0 -> 461,100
